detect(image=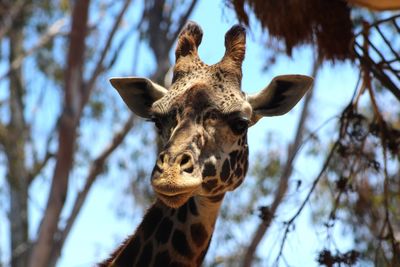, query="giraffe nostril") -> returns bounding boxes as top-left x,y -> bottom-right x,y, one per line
181,154 -> 190,165
179,153 -> 194,174
158,152 -> 167,165
184,165 -> 194,174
